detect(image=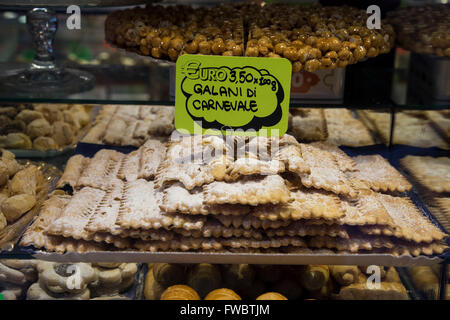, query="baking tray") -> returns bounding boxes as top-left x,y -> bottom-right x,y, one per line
7,144 -> 450,265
